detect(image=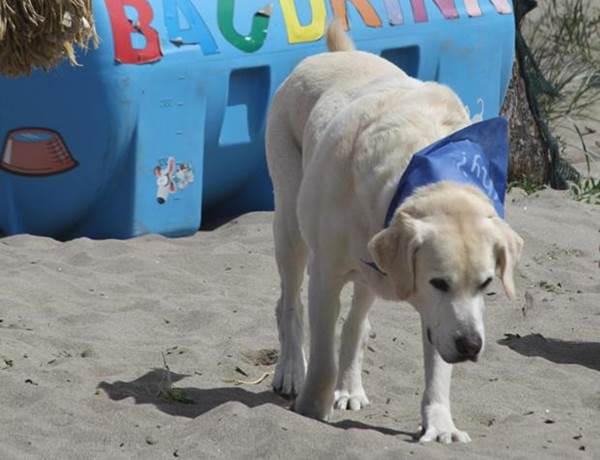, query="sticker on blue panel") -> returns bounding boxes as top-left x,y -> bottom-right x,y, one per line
467,98 -> 485,123
154,156 -> 195,204
1,128 -> 78,176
